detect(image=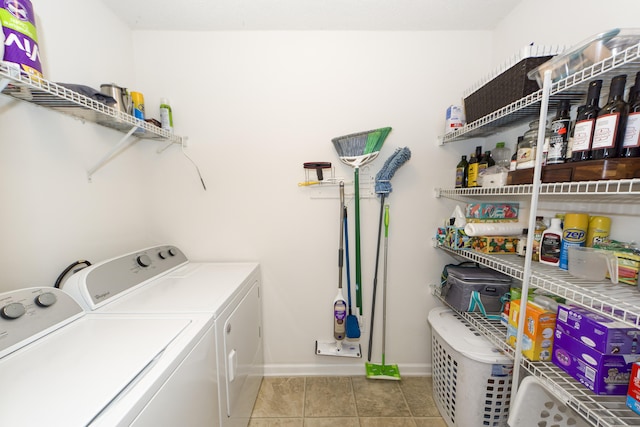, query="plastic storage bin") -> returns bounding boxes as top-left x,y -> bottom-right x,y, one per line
428,307 -> 513,427
508,376 -> 589,427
